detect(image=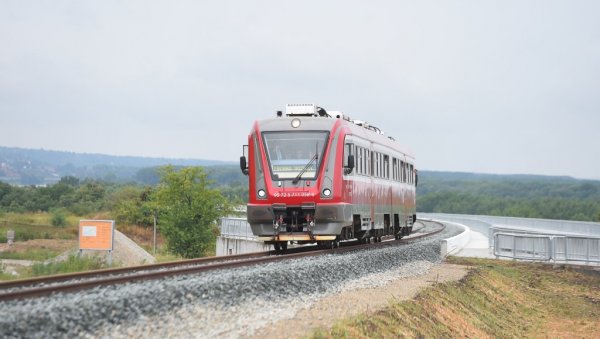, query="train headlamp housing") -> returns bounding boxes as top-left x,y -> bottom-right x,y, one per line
322,188 -> 332,198
257,189 -> 266,198
291,118 -> 301,128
